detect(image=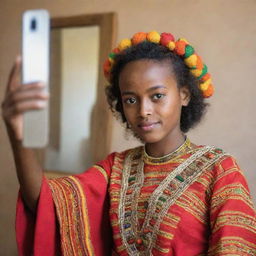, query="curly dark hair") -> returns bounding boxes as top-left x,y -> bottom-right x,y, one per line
105,41 -> 208,133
